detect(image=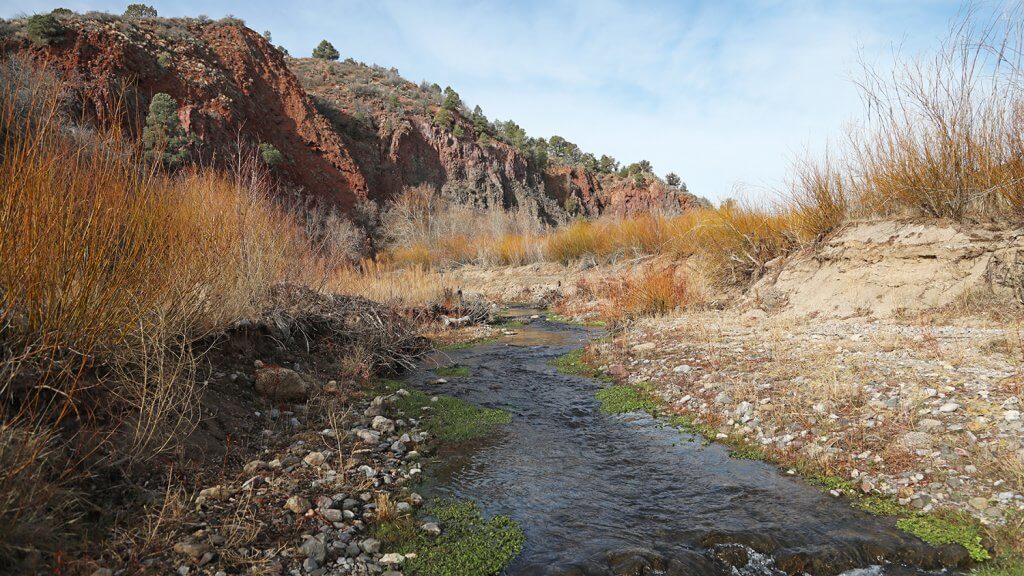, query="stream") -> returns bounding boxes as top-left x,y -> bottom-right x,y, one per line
406,309 -> 967,575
